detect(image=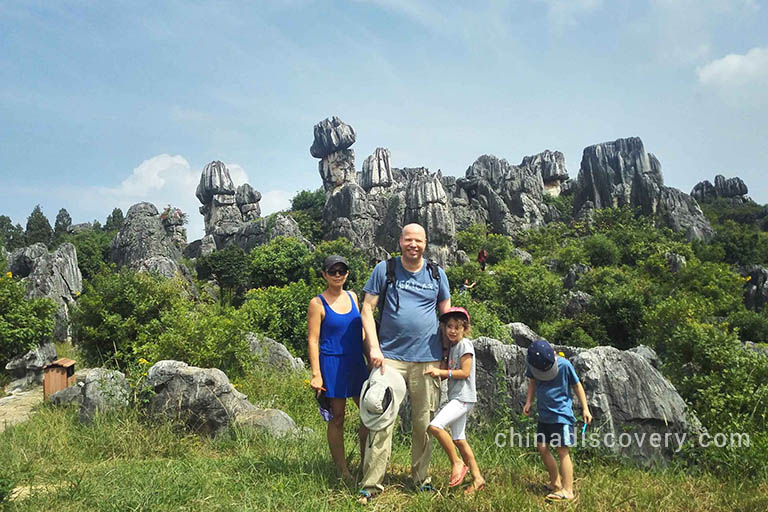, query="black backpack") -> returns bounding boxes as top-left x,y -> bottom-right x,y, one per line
376,257 -> 441,331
